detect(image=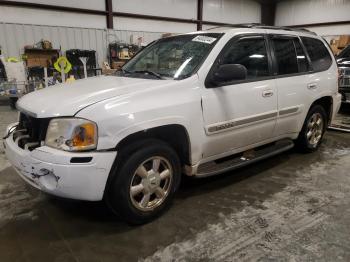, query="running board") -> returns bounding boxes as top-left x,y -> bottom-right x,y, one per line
196,139 -> 294,178
328,124 -> 350,133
